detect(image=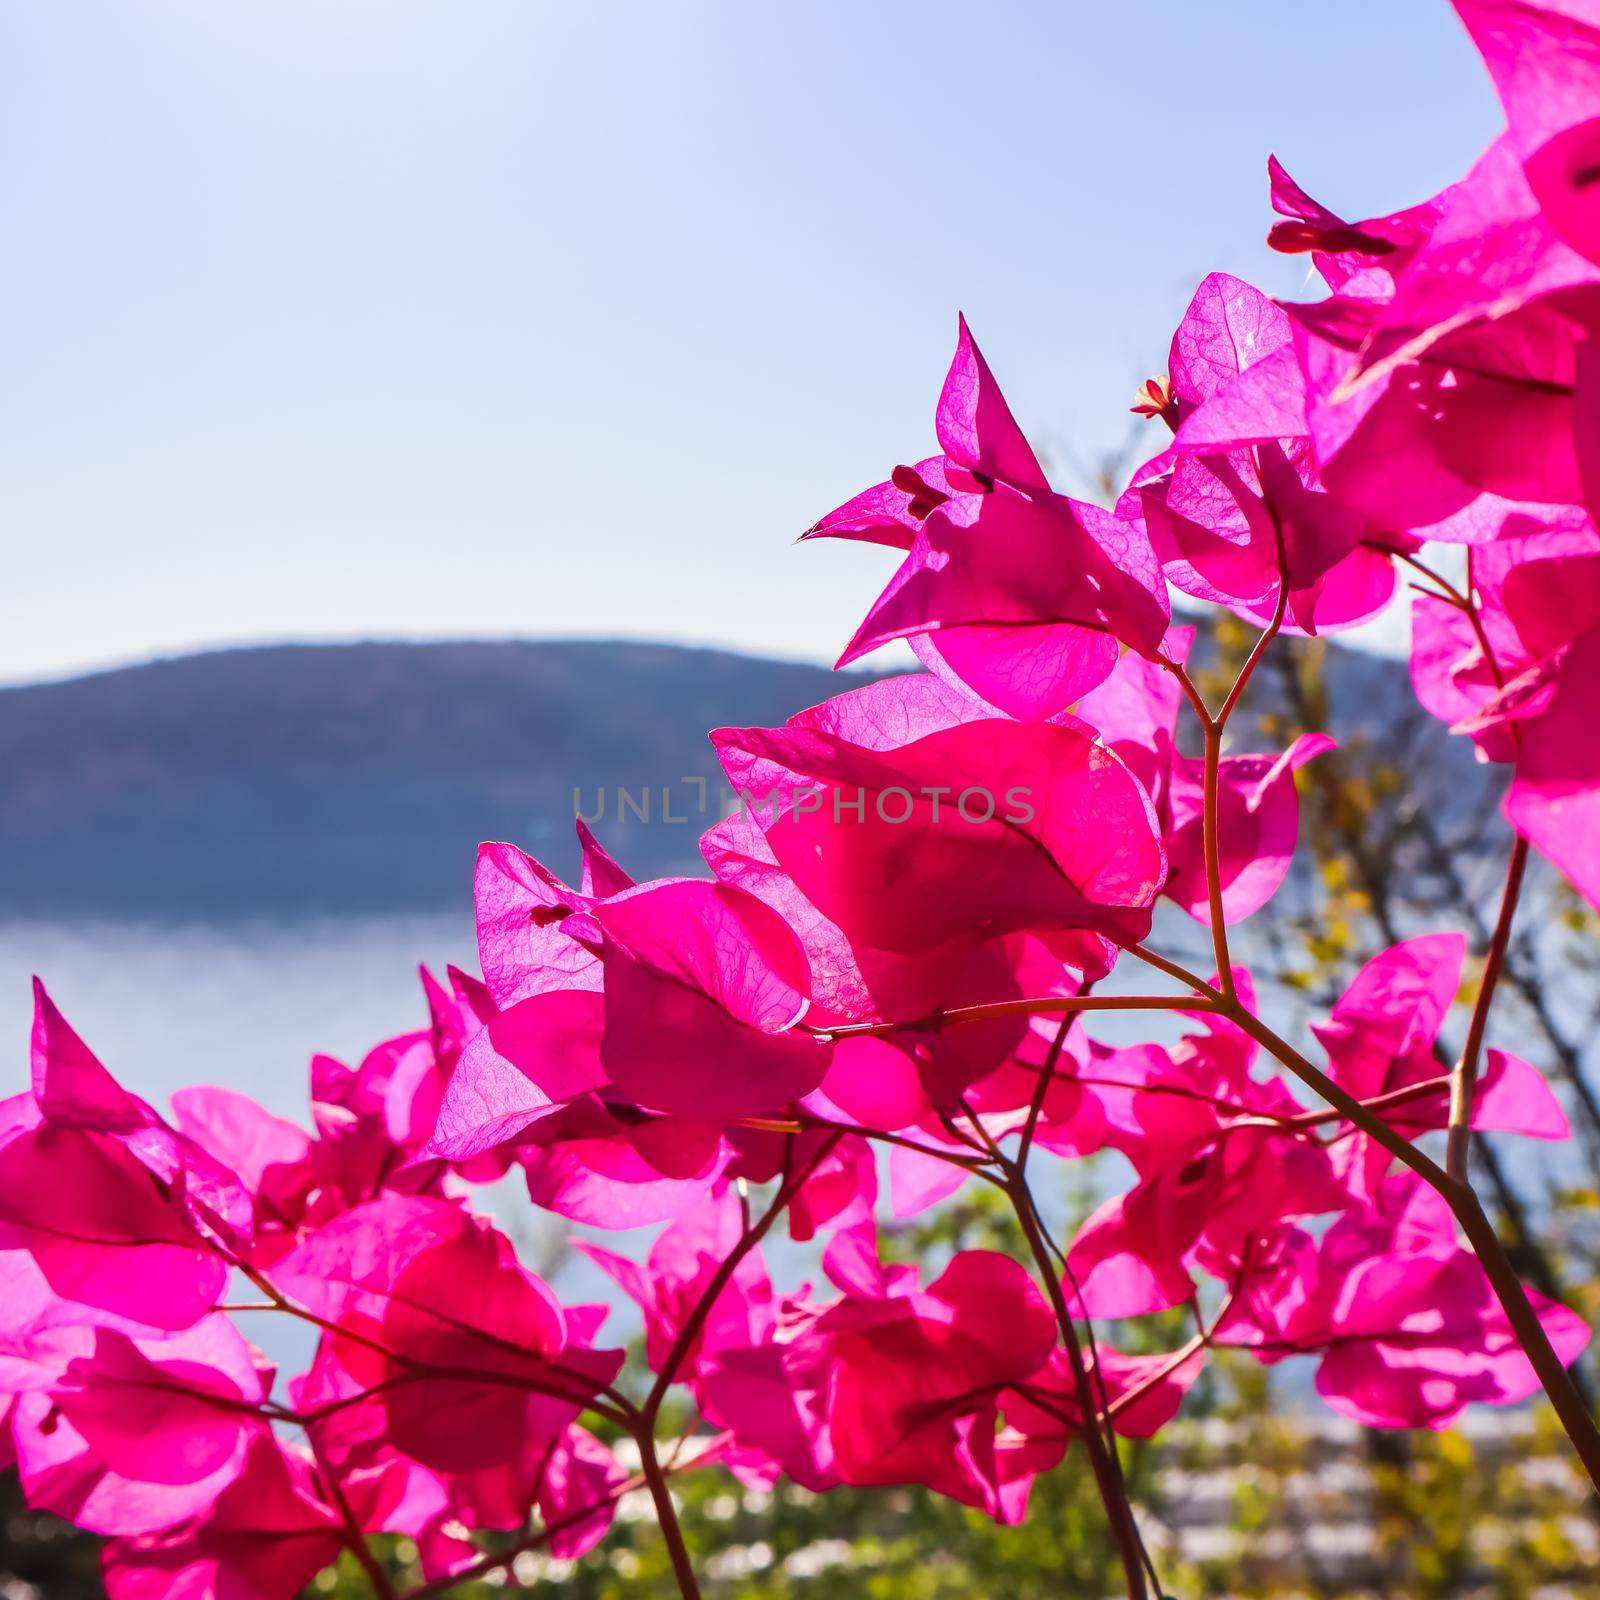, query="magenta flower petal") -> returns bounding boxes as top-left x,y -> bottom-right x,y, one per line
12,1317 -> 268,1536
1455,0 -> 1600,266
100,1434 -> 348,1600
428,990 -> 607,1163
589,879 -> 830,1119
715,714 -> 1164,957
1164,733 -> 1334,923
